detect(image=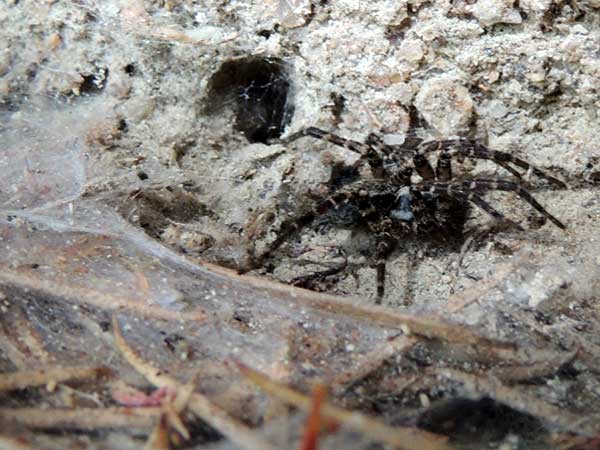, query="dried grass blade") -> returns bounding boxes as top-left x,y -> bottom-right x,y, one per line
331,335 -> 417,394
0,268 -> 206,323
266,288 -> 517,354
0,407 -> 160,430
490,349 -> 577,383
0,366 -> 111,392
